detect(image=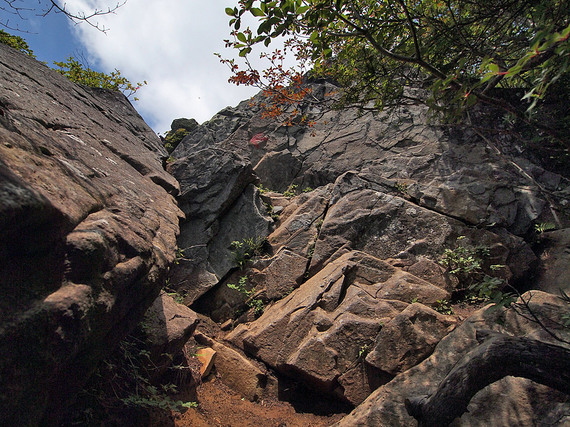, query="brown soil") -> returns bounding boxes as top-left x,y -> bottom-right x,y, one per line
148,301 -> 483,427
168,377 -> 346,427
